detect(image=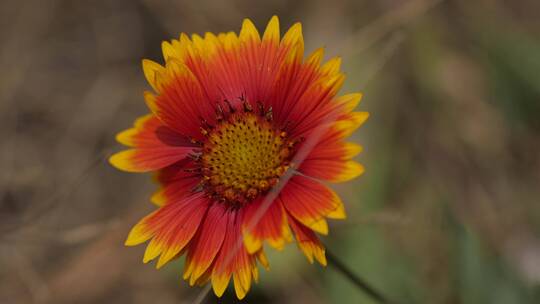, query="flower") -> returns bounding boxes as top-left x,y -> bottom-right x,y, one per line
109,15 -> 368,299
